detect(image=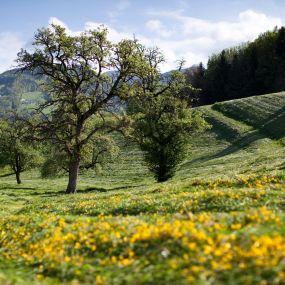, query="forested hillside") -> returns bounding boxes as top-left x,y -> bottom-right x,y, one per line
187,26 -> 285,105
0,69 -> 46,114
